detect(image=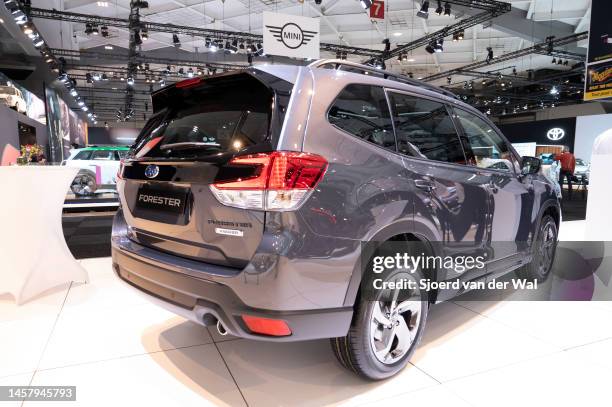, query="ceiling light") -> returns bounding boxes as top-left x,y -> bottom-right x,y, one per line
77,100 -> 84,106
104,45 -> 113,50
127,76 -> 134,86
141,29 -> 148,40
393,32 -> 402,37
22,25 -> 33,35
435,0 -> 443,15
172,33 -> 181,48
70,89 -> 78,97
360,0 -> 372,10
443,1 -> 451,16
33,37 -> 44,47
550,86 -> 559,95
417,1 -> 430,19
82,106 -> 89,112
97,1 -> 109,6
